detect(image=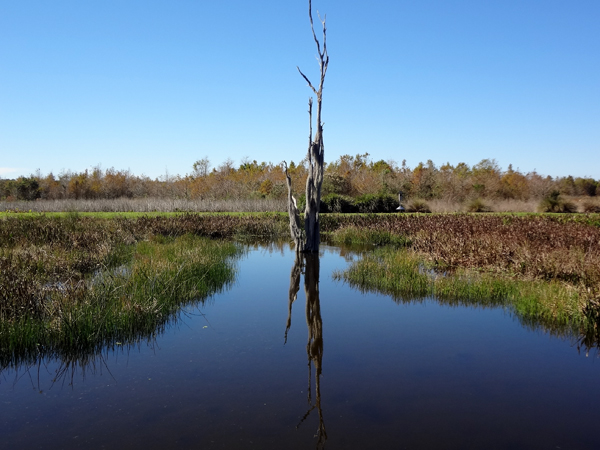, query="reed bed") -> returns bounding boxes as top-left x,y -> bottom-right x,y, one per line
401,198 -> 585,213
0,197 -> 589,214
0,197 -> 287,213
